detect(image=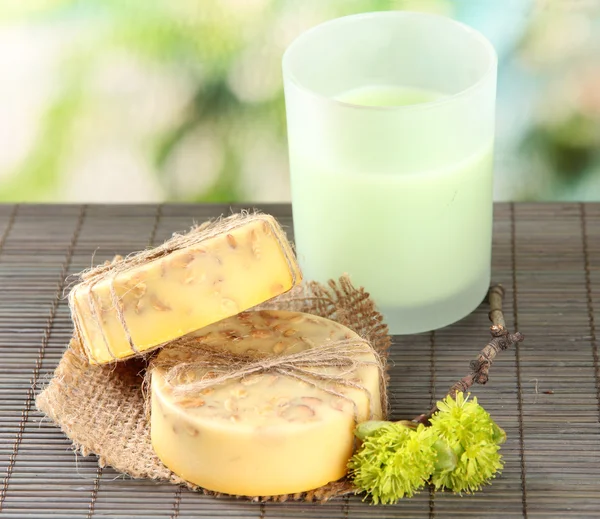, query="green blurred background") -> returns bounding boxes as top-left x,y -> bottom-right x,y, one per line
1,0 -> 599,203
